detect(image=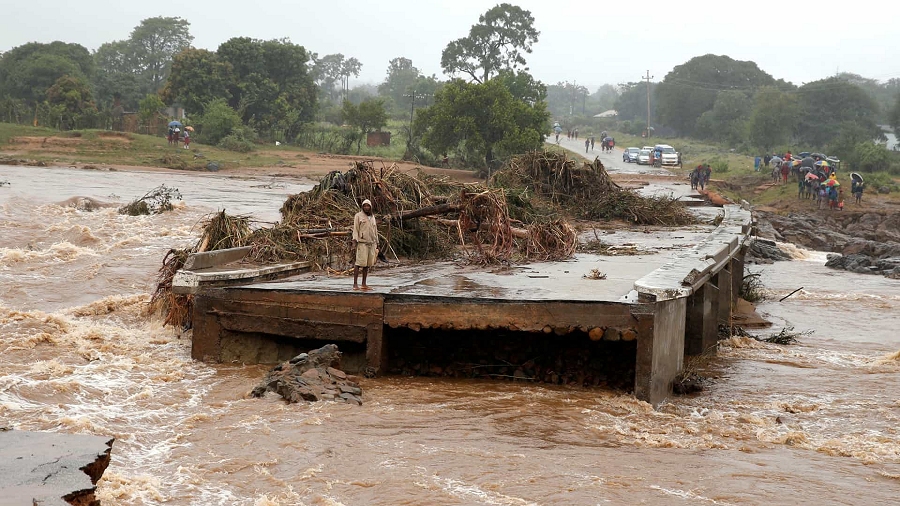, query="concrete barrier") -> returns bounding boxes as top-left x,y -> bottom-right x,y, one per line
632,204 -> 753,405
